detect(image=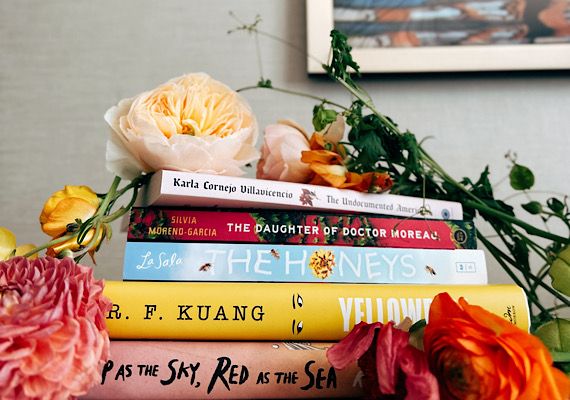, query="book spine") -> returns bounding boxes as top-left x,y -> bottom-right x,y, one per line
103,282 -> 529,340
84,341 -> 362,399
123,242 -> 487,285
143,170 -> 463,220
128,207 -> 477,249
